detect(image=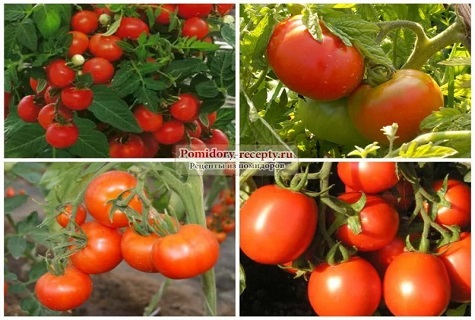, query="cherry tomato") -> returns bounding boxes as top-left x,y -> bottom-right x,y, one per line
38,103 -> 73,130
109,133 -> 145,158
182,17 -> 209,40
84,170 -> 143,228
153,120 -> 185,145
68,31 -> 89,57
17,95 -> 42,122
219,189 -> 234,205
337,162 -> 399,194
5,186 -> 16,197
93,5 -> 111,16
177,4 -> 213,19
430,179 -> 470,228
89,34 -> 123,62
186,120 -> 202,138
204,128 -> 229,151
35,267 -> 92,311
82,57 -> 115,84
170,93 -> 200,122
71,10 -> 98,34
240,185 -> 317,264
133,104 -> 163,132
267,15 -> 364,101
140,132 -> 160,158
70,221 -> 123,274
214,230 -> 227,243
362,236 -> 405,277
61,87 -> 93,110
56,203 -> 87,227
115,17 -> 149,40
308,257 -> 381,315
44,86 -> 59,104
216,4 -> 234,15
45,59 -> 75,89
151,224 -> 219,279
155,4 -> 175,25
189,137 -> 208,151
45,122 -> 79,149
121,228 -> 160,273
222,218 -> 235,233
